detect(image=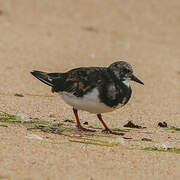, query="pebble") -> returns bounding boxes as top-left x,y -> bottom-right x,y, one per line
15,113 -> 29,121
160,143 -> 170,150
124,121 -> 146,129
14,93 -> 24,97
83,121 -> 88,125
142,138 -> 152,142
158,122 -> 167,128
25,133 -> 43,140
112,137 -> 125,145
